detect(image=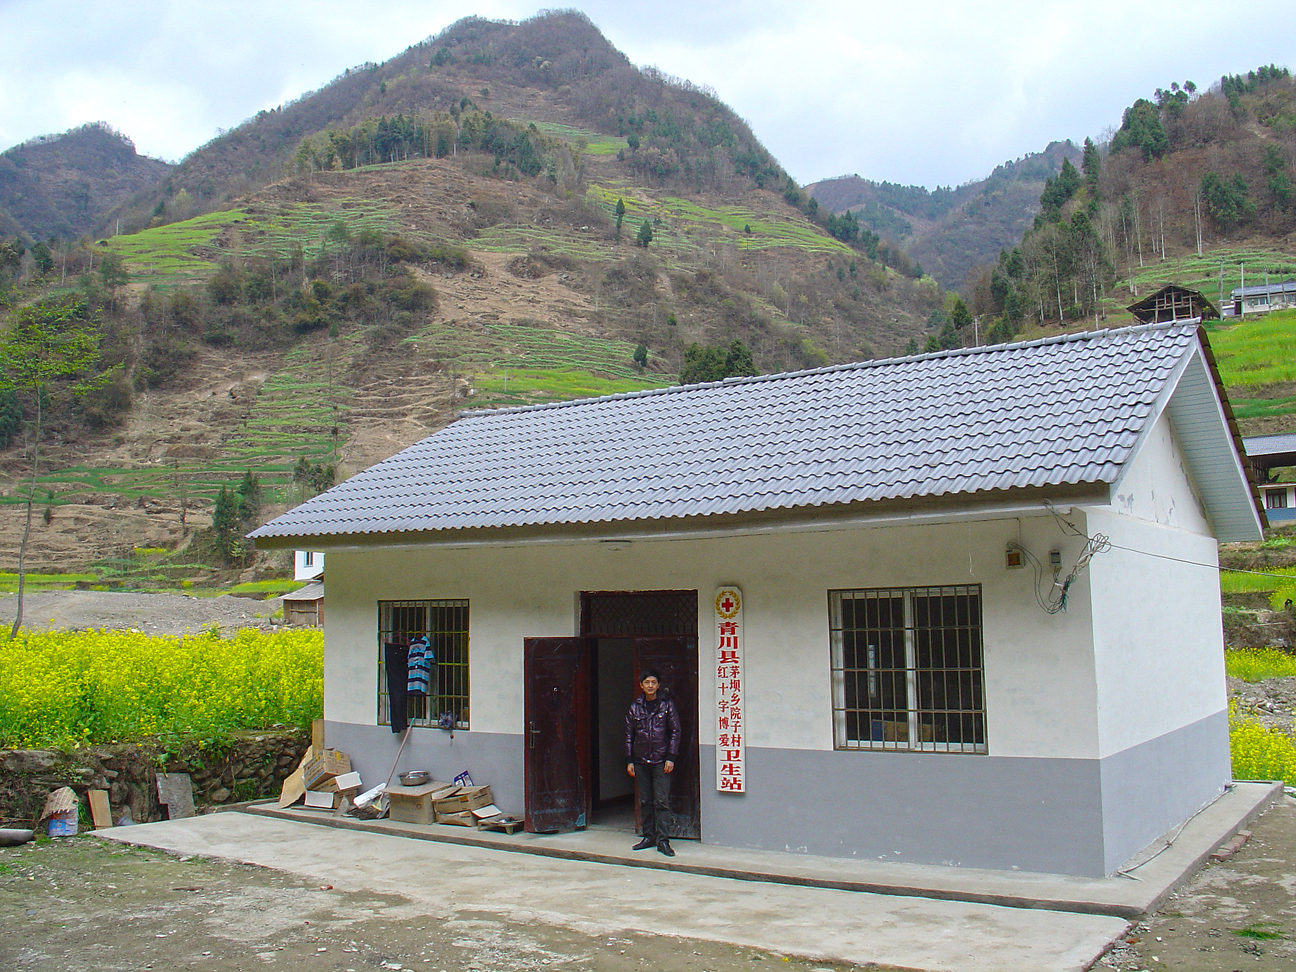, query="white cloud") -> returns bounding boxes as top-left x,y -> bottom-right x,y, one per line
1,0 -> 1293,187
